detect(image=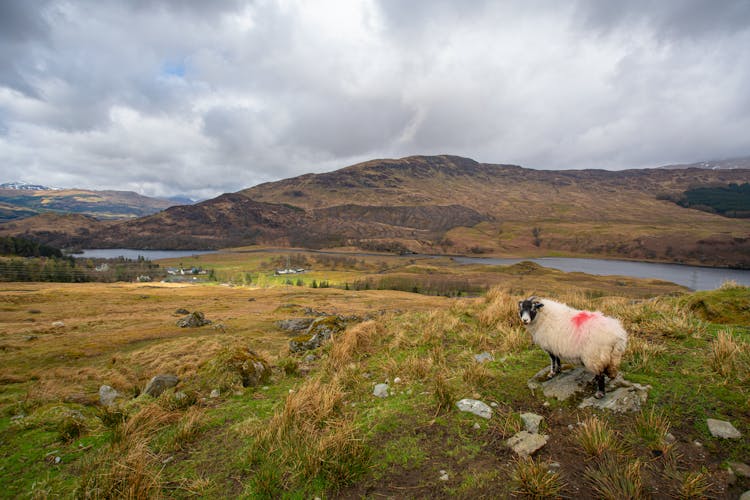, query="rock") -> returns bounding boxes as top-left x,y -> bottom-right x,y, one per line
740,490 -> 750,500
144,374 -> 179,398
707,418 -> 742,439
275,318 -> 313,332
490,402 -> 498,408
507,431 -> 549,457
665,433 -> 676,444
578,382 -> 650,413
473,422 -> 481,430
174,308 -> 190,315
304,354 -> 317,362
529,366 -> 650,411
98,385 -> 119,407
520,412 -> 544,433
393,377 -> 402,384
288,315 -> 346,352
439,470 -> 449,481
528,367 -> 592,400
25,335 -> 38,341
176,311 -> 212,328
474,352 -> 494,363
52,321 -> 65,328
373,383 -> 389,398
729,462 -> 750,478
456,398 -> 493,419
209,389 -> 220,398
